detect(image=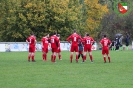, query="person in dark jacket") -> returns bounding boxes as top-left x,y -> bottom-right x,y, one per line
115,36 -> 120,50
78,40 -> 84,60
125,34 -> 130,50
